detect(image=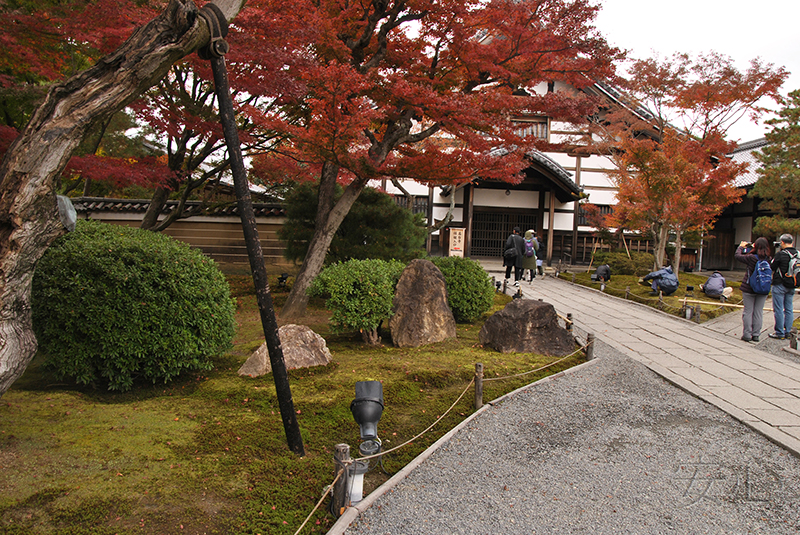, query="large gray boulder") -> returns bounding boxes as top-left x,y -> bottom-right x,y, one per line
479,299 -> 574,355
238,324 -> 332,377
389,259 -> 457,348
